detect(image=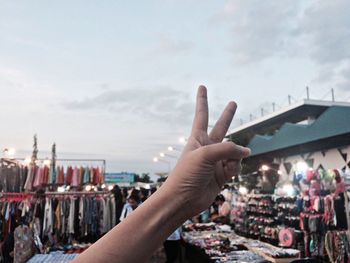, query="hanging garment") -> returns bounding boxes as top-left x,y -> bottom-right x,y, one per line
79,167 -> 84,185
68,198 -> 75,234
105,197 -> 112,231
49,165 -> 56,185
65,166 -> 73,185
71,167 -> 80,187
54,201 -> 61,234
83,167 -> 90,184
99,198 -> 108,234
23,166 -> 34,191
32,168 -> 42,188
42,166 -> 49,186
91,197 -> 98,236
78,197 -> 84,237
19,166 -> 28,192
42,198 -> 53,235
110,196 -> 116,228
89,167 -> 94,184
